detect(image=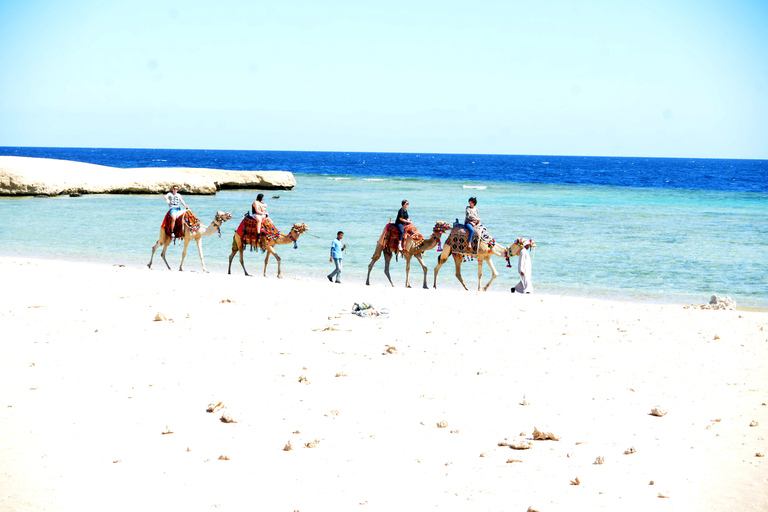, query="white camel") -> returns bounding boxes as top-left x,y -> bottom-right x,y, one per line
148,210 -> 233,272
